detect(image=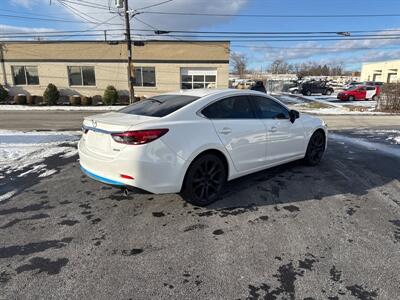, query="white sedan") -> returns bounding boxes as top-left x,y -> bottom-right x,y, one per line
78,89 -> 327,206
